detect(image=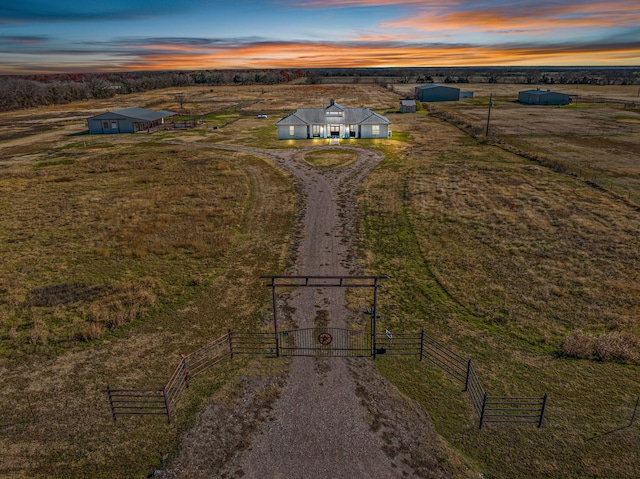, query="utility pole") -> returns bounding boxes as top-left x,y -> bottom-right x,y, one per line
485,93 -> 494,136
